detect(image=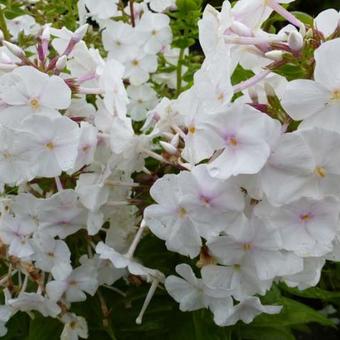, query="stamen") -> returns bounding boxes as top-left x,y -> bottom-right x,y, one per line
314,166 -> 326,178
